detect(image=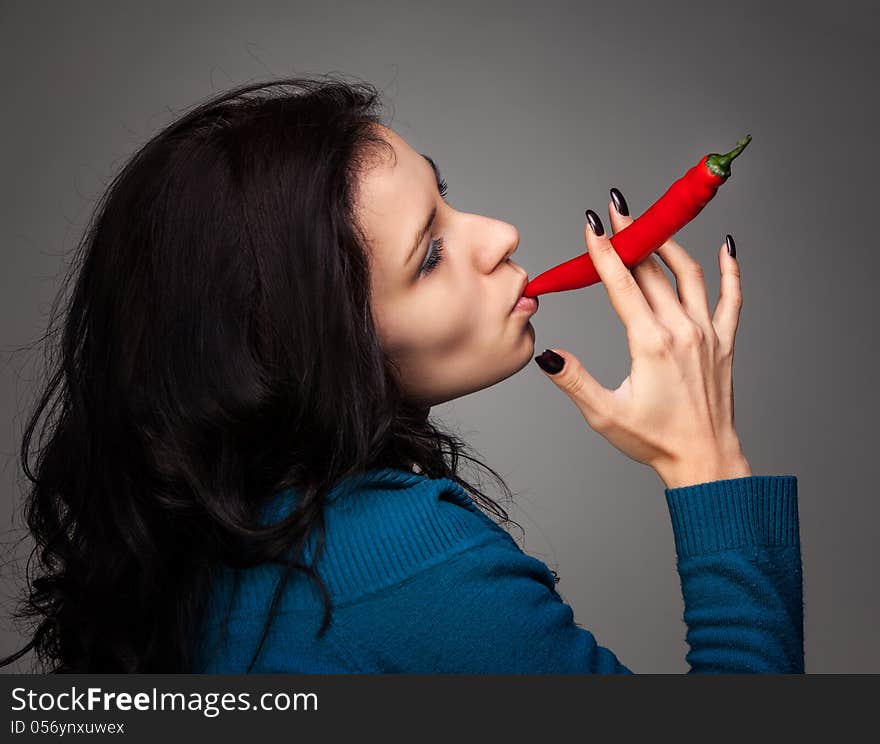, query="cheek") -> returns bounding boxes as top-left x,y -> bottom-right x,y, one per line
413,301 -> 472,348
388,298 -> 479,358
